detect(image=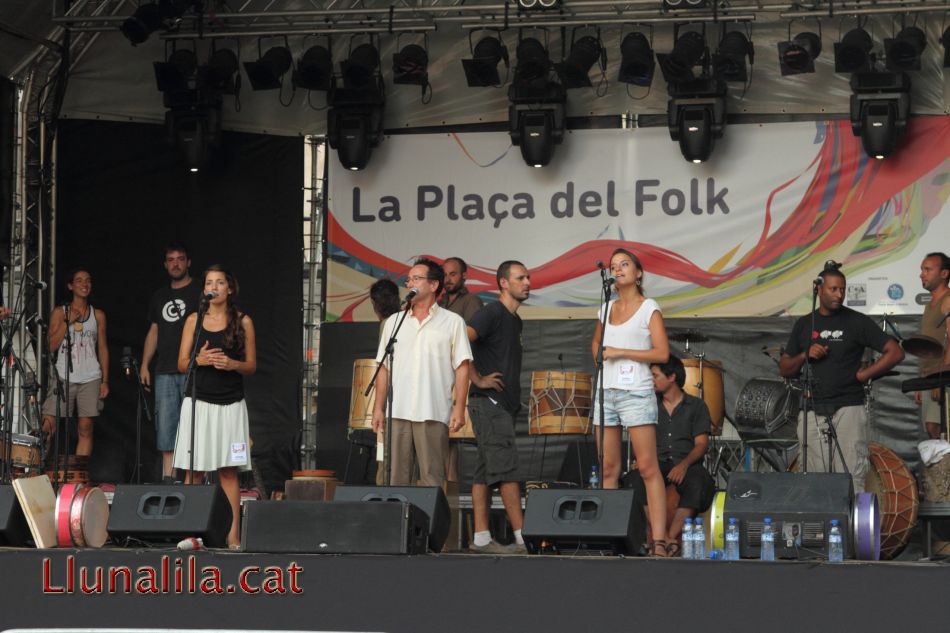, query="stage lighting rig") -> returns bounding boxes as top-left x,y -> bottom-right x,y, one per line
618,30 -> 656,87
508,32 -> 565,168
517,0 -> 562,11
777,25 -> 821,76
393,35 -> 432,100
328,37 -> 385,171
294,40 -> 334,92
834,27 -> 874,73
461,32 -> 509,87
885,26 -> 927,71
120,0 -> 193,46
244,39 -> 293,91
667,76 -> 727,164
849,70 -> 910,160
555,28 -> 606,89
658,28 -> 708,83
713,29 -> 754,83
